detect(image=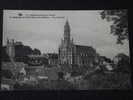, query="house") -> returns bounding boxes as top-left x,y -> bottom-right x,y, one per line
2,62 -> 27,80
44,53 -> 58,66
27,54 -> 48,66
